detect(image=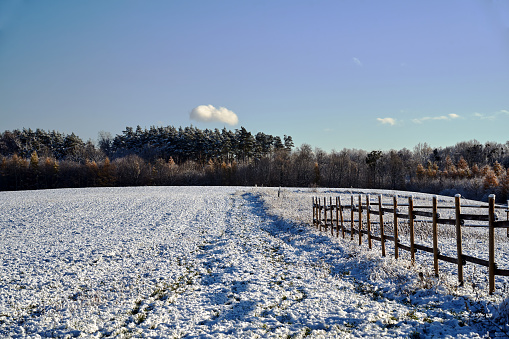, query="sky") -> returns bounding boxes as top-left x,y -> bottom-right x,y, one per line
1,0 -> 508,152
